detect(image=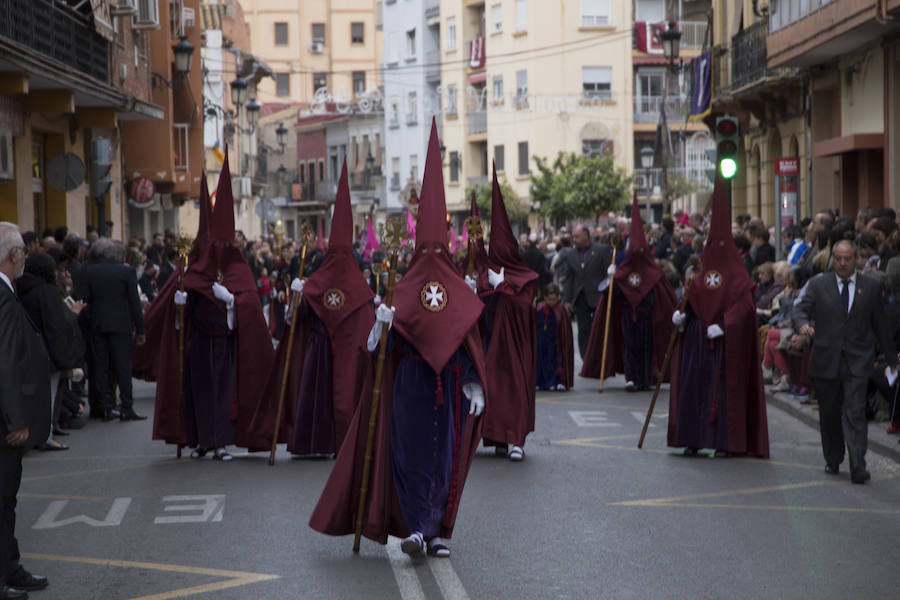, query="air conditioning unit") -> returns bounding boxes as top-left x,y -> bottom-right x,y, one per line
310,42 -> 324,54
112,0 -> 137,15
133,0 -> 160,30
0,130 -> 13,180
